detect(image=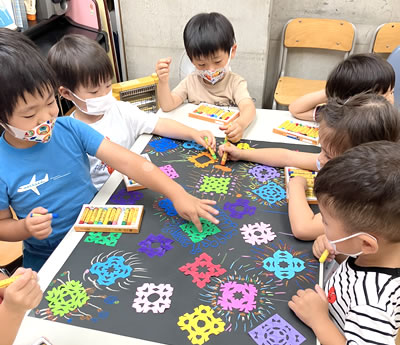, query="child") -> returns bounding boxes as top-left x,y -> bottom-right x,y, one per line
155,12 -> 256,143
0,28 -> 218,272
289,141 -> 400,344
289,53 -> 395,120
0,268 -> 42,345
48,34 -> 216,191
219,93 -> 400,240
